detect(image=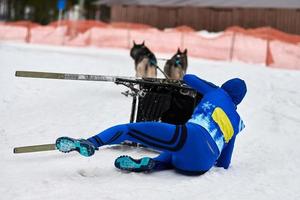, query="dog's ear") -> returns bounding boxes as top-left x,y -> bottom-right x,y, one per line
177,48 -> 181,54
133,40 -> 137,46
142,41 -> 145,46
183,48 -> 188,54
